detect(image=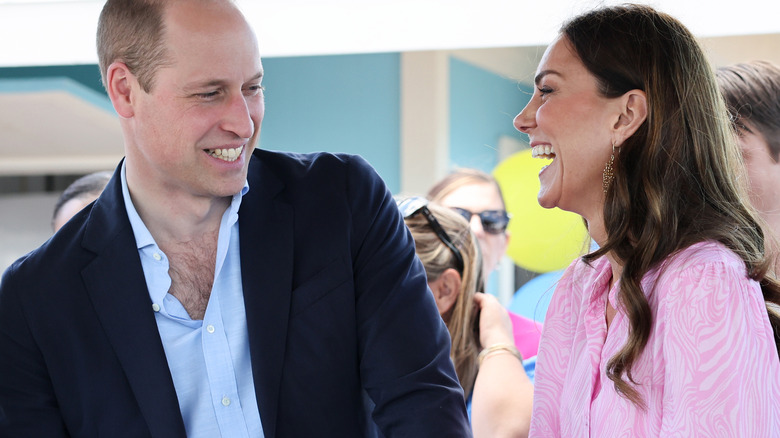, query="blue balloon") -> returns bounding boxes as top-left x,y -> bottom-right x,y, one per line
509,269 -> 563,323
